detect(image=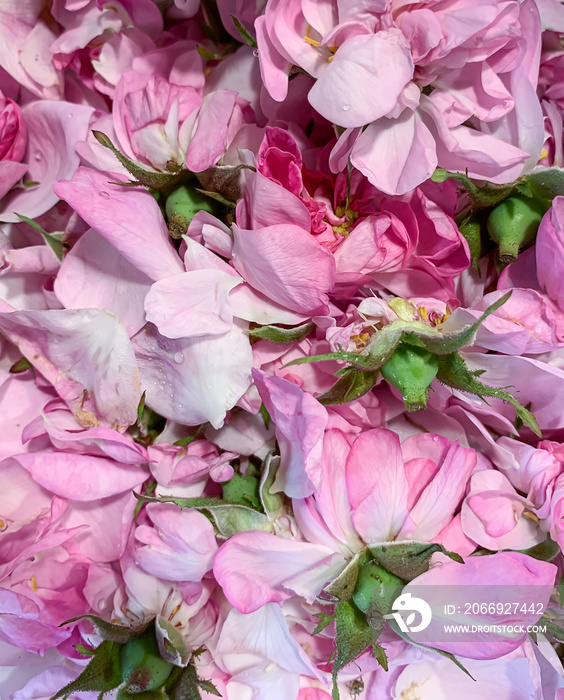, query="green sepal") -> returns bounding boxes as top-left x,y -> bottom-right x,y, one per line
517,536 -> 560,562
16,213 -> 65,260
317,368 -> 379,405
312,612 -> 336,636
155,616 -> 191,667
430,169 -> 516,210
523,167 -> 564,201
116,689 -> 166,700
372,643 -> 388,672
259,453 -> 284,518
325,551 -> 369,602
388,618 -> 475,680
60,614 -> 152,644
92,131 -> 185,190
50,640 -> 122,700
436,352 -> 541,437
194,188 -> 236,208
543,618 -> 564,643
368,541 -> 462,582
245,321 -> 314,344
196,43 -> 238,60
221,473 -> 262,509
331,600 -> 374,700
409,291 -> 512,356
136,493 -> 270,538
9,357 -> 32,374
230,14 -> 257,47
167,664 -> 219,700
194,163 -> 253,202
